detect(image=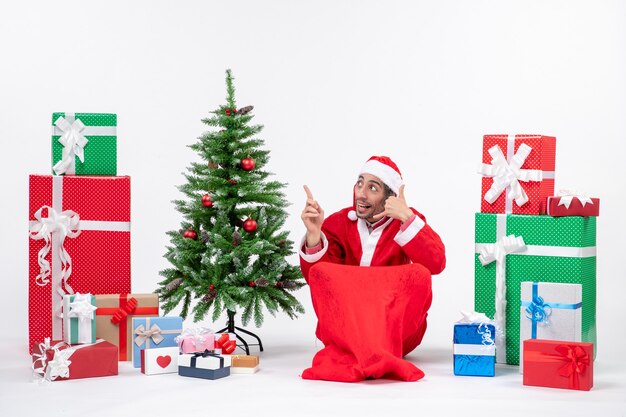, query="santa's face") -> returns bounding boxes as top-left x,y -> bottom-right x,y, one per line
354,173 -> 387,222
